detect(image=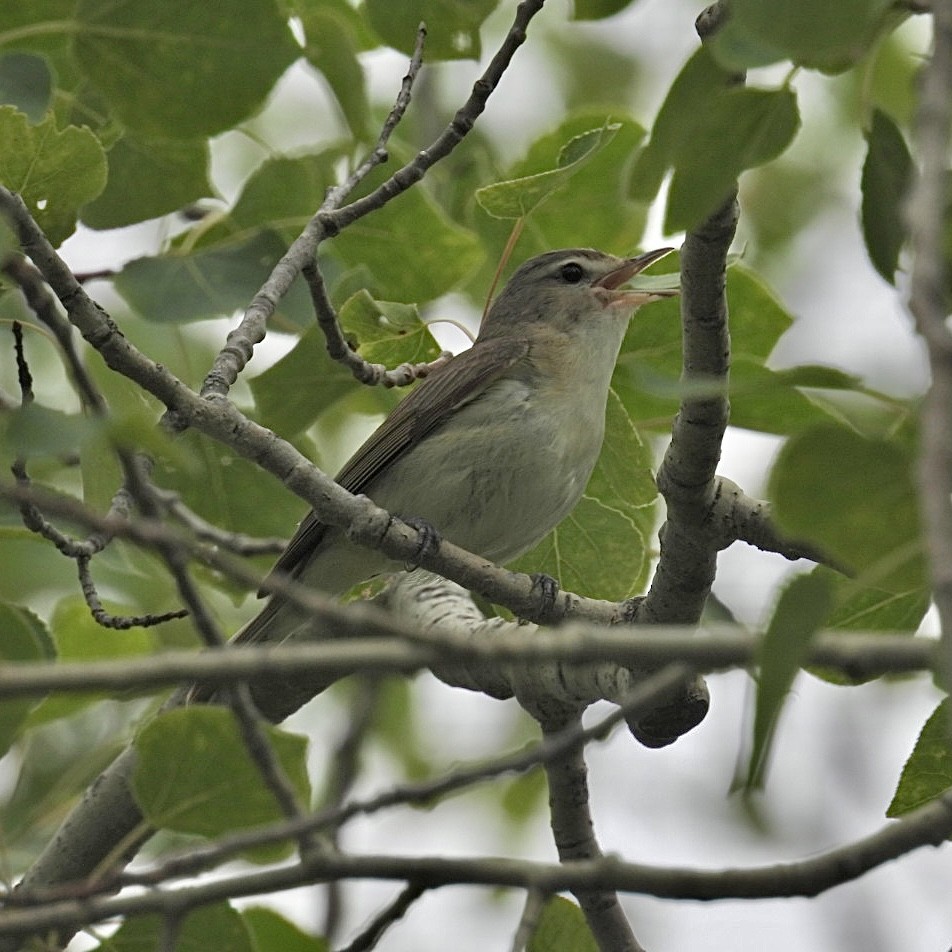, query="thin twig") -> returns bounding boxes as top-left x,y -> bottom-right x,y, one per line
337,882 -> 426,952
325,22 -> 429,209
321,678 -> 382,940
6,784 -> 952,938
77,554 -> 188,629
4,254 -> 108,415
301,258 -> 452,387
195,0 -> 546,404
147,484 -> 286,555
510,889 -> 547,952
